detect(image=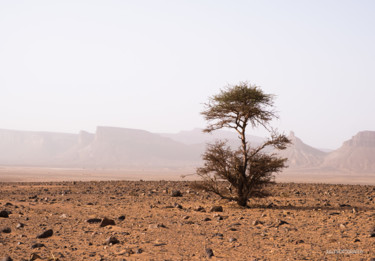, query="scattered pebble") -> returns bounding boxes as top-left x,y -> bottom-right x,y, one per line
100,217 -> 116,227
210,206 -> 223,212
36,229 -> 53,239
205,248 -> 214,258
